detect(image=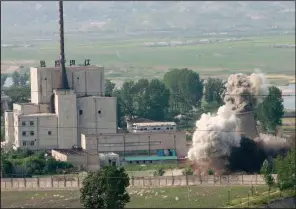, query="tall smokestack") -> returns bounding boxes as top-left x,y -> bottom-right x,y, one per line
58,0 -> 69,89
235,111 -> 259,139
